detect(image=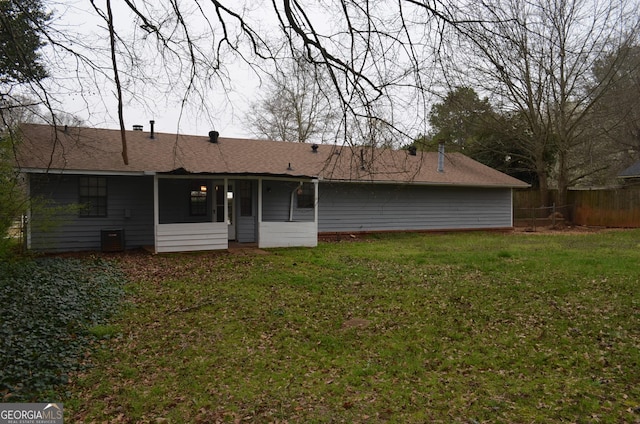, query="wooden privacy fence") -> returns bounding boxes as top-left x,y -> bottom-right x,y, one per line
514,187 -> 640,228
513,203 -> 569,229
